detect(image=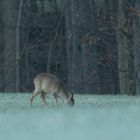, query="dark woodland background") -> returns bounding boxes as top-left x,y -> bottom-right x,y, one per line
0,0 -> 140,95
